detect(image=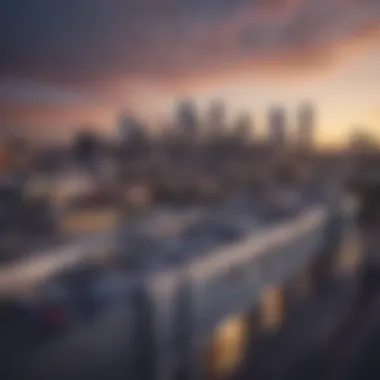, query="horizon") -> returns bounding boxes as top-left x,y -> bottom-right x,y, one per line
1,0 -> 380,146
